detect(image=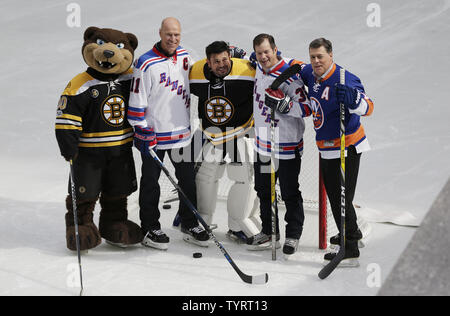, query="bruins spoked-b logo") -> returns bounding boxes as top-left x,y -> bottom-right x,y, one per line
101,95 -> 125,126
205,96 -> 234,126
